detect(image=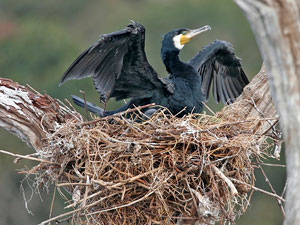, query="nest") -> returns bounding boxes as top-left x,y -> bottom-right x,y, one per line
33,105 -> 273,225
